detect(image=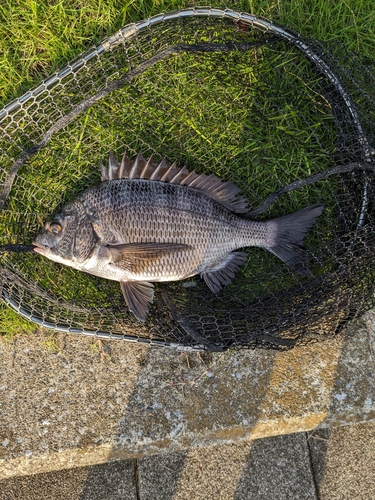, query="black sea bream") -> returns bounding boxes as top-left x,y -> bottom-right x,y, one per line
33,152 -> 324,321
